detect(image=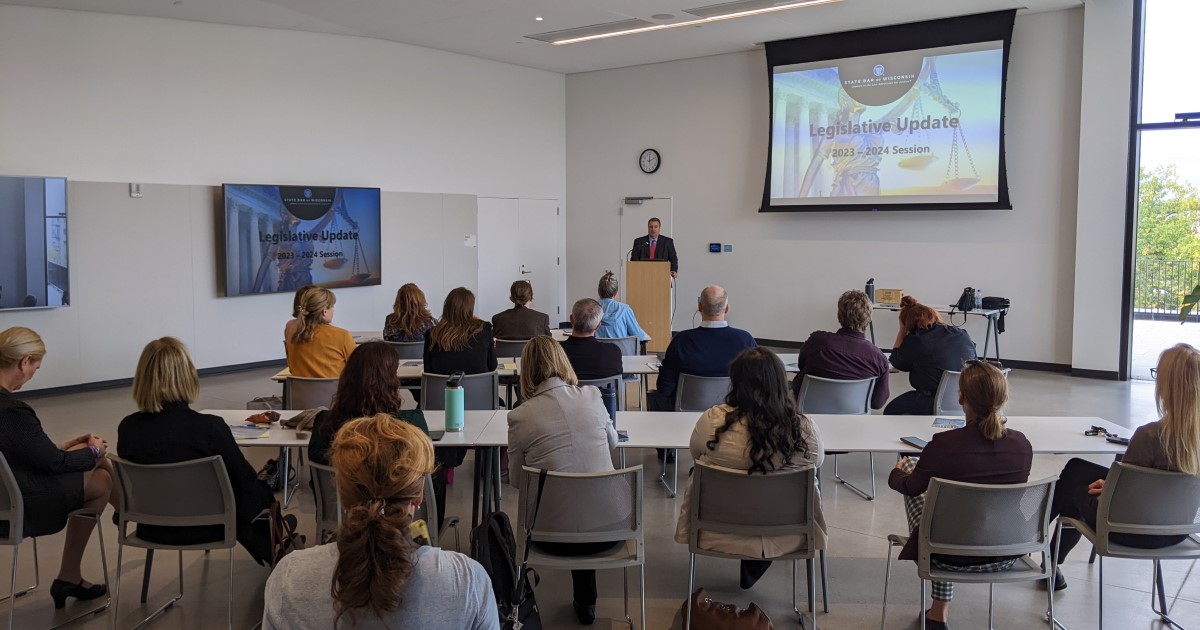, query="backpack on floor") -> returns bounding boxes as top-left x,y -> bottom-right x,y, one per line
470,471 -> 546,630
